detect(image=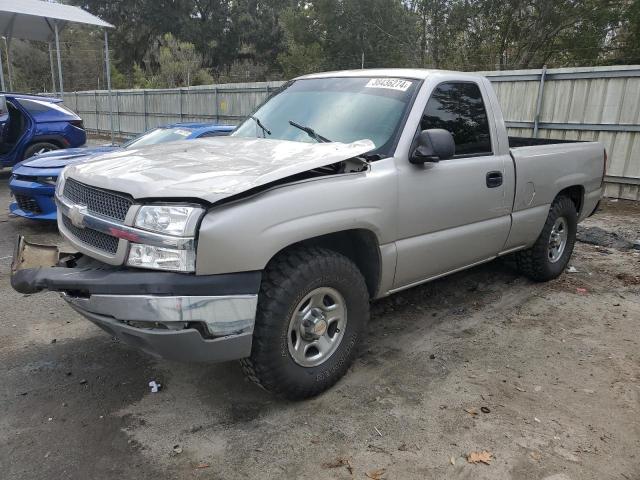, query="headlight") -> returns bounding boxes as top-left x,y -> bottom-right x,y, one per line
127,244 -> 196,272
55,170 -> 66,197
127,204 -> 204,272
37,176 -> 58,185
135,205 -> 204,236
